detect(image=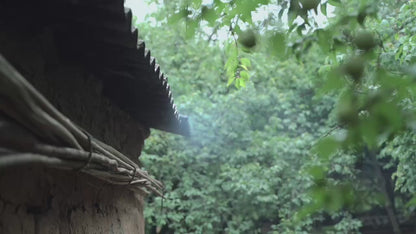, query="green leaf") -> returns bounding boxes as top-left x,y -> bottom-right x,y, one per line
406,195 -> 416,207
227,77 -> 235,86
225,43 -> 239,81
320,67 -> 345,92
314,137 -> 341,161
185,19 -> 198,38
240,70 -> 250,81
316,29 -> 332,52
235,78 -> 242,88
328,0 -> 341,7
320,2 -> 327,16
308,166 -> 327,180
239,78 -> 247,87
168,9 -> 188,25
269,32 -> 286,57
240,58 -> 251,67
201,6 -> 217,25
